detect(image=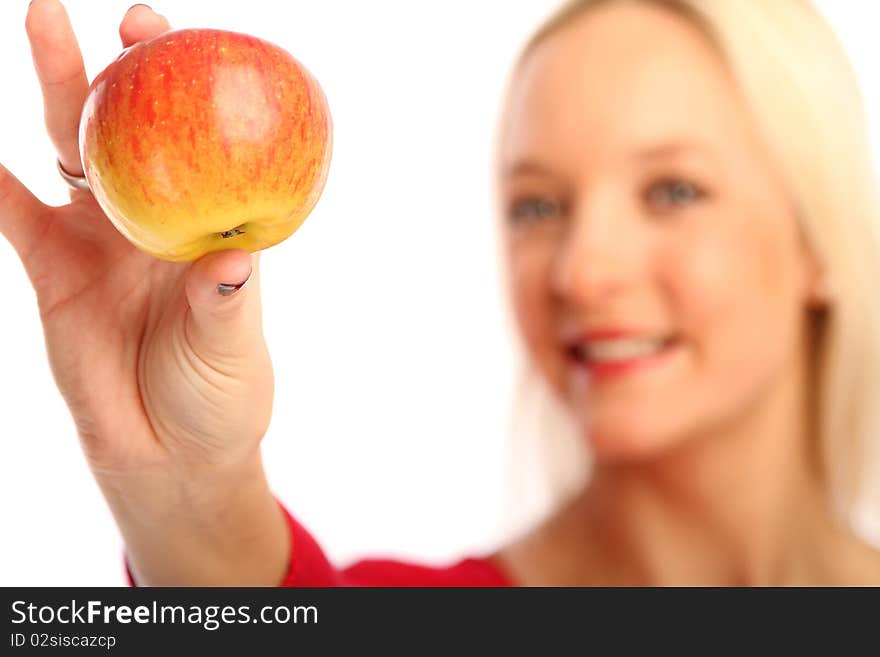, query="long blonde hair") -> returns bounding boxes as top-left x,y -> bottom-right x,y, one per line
493,0 -> 880,544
